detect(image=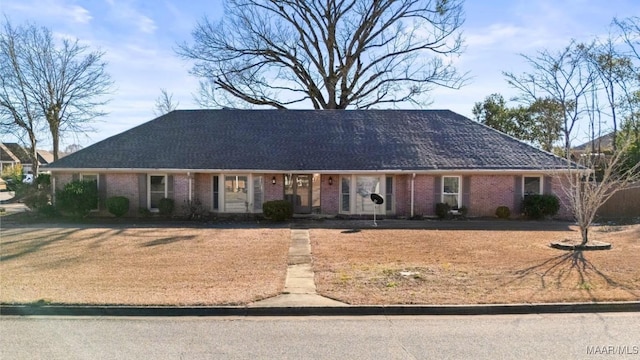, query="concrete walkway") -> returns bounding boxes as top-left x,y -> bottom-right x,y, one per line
249,229 -> 346,307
